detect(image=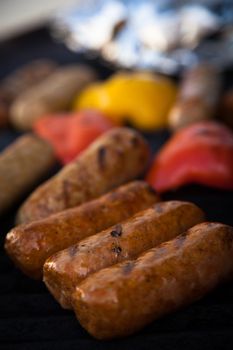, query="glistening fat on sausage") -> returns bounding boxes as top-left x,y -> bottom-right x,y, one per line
17,127 -> 150,224
43,201 -> 204,309
72,222 -> 233,339
5,181 -> 159,279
